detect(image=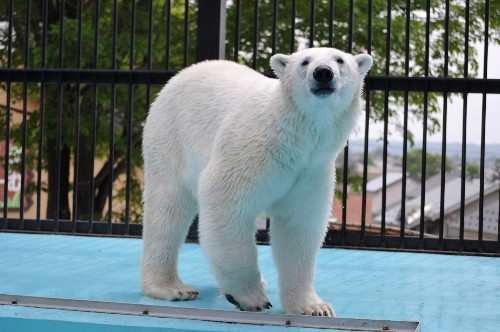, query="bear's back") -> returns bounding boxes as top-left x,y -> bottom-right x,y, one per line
144,60 -> 279,193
